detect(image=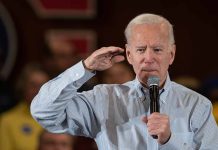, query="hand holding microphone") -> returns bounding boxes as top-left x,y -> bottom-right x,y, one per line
145,76 -> 171,144
147,76 -> 160,139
